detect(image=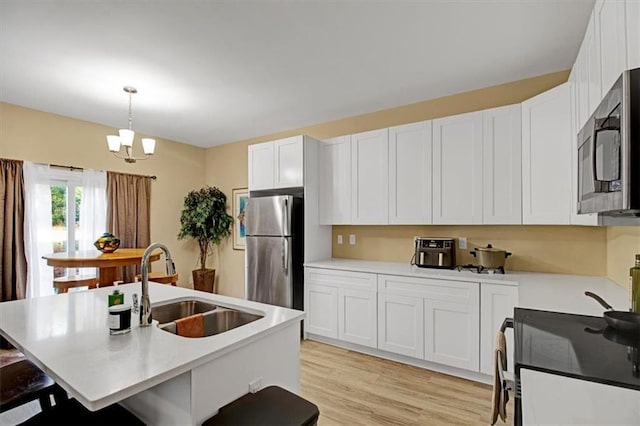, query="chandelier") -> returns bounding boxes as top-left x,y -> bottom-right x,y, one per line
106,86 -> 156,163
